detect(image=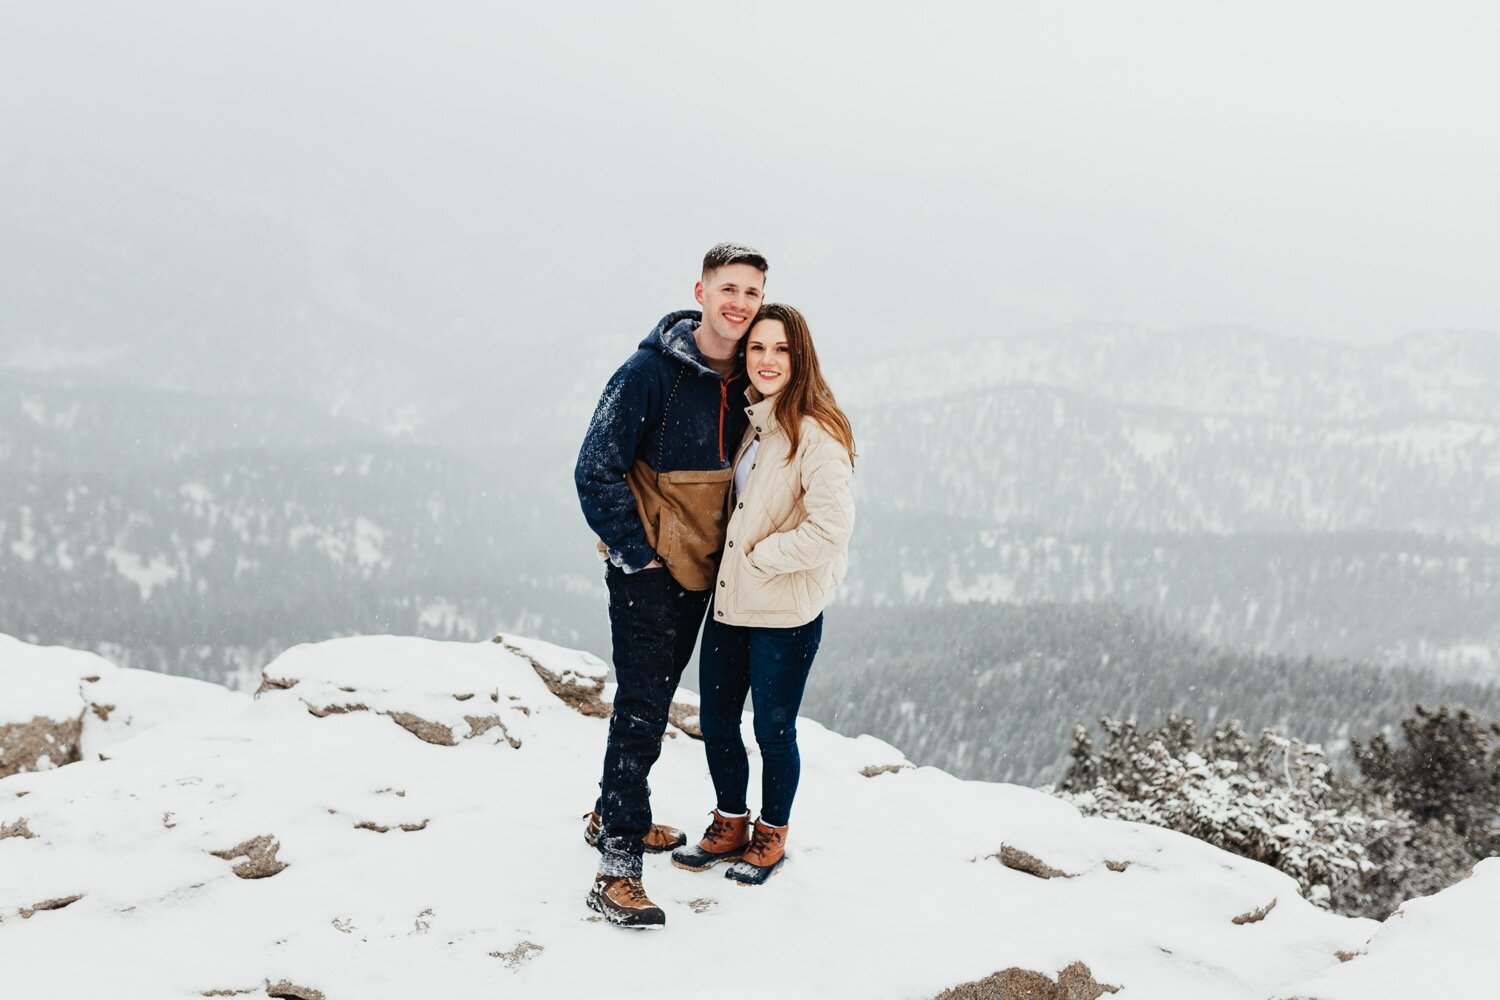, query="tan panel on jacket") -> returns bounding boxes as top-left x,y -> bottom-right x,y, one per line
612,460 -> 733,591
